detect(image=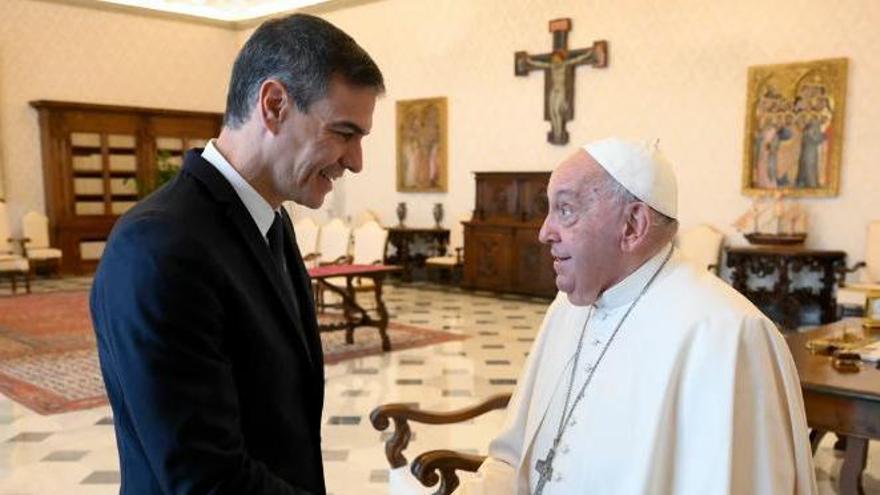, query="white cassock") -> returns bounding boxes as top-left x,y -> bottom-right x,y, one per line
455,246 -> 817,495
